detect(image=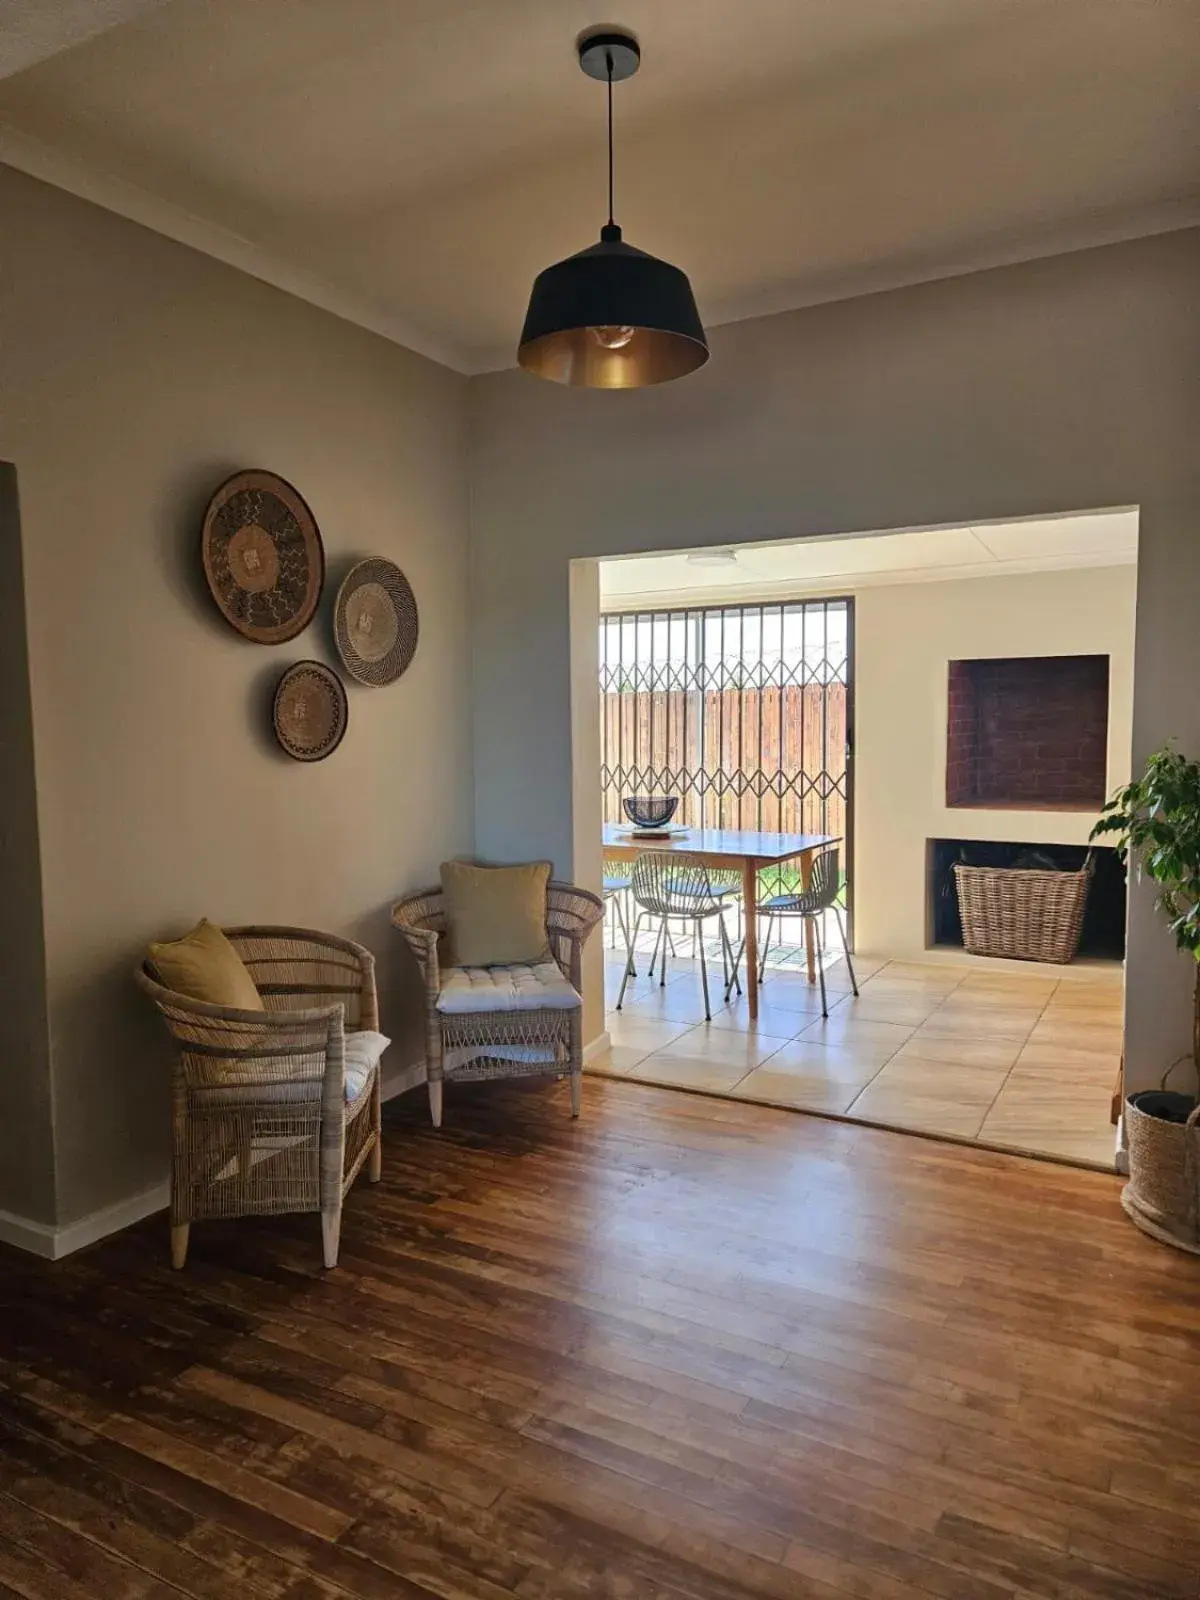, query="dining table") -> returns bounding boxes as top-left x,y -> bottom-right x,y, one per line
601,824 -> 841,1021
